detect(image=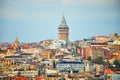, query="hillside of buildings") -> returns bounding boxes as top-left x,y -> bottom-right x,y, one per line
0,33 -> 120,80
